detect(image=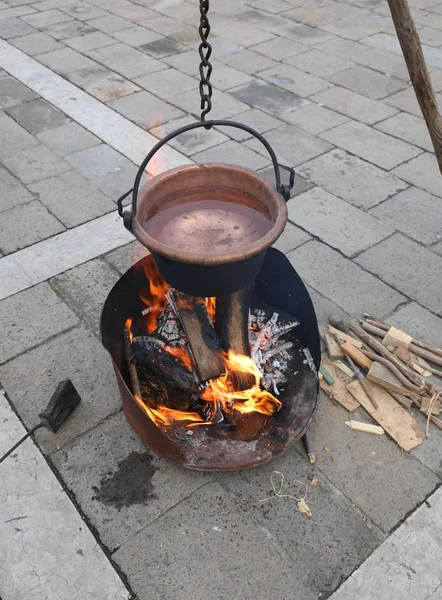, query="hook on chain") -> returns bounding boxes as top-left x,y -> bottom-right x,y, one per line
199,0 -> 212,126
